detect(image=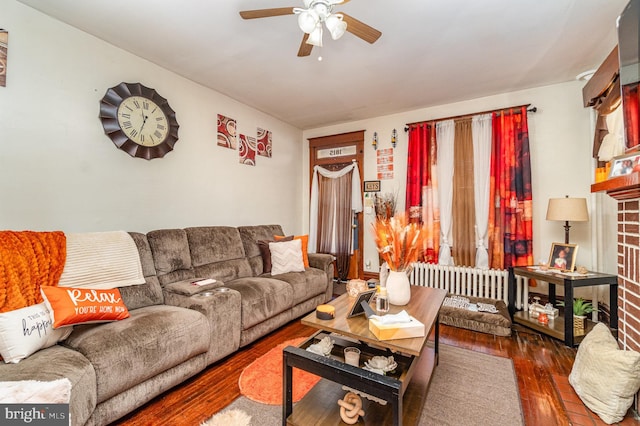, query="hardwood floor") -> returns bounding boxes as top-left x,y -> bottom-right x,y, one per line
110,318 -> 622,426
